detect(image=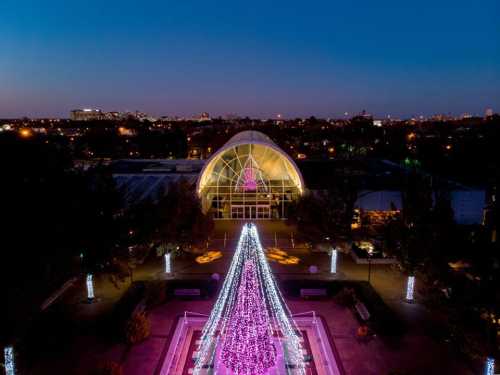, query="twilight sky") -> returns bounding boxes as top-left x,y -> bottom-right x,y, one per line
0,0 -> 499,119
